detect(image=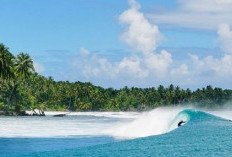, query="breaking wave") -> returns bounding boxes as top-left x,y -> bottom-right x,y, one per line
0,107 -> 231,139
